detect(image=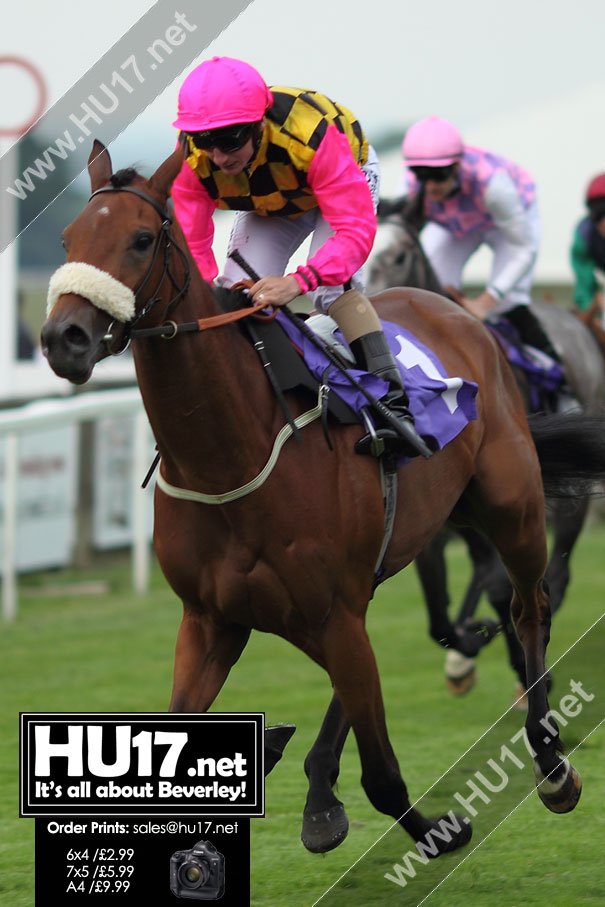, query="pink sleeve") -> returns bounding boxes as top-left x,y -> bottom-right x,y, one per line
289,125 -> 376,292
170,159 -> 219,283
